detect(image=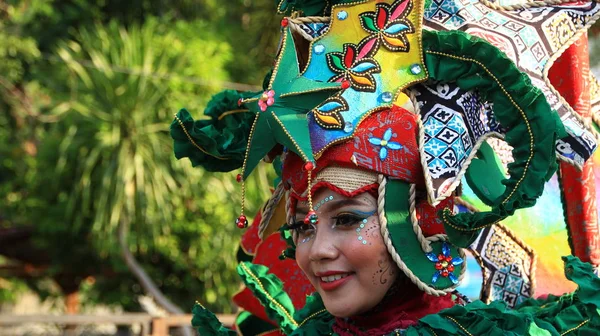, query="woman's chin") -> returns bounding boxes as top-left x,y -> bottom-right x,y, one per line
319,288 -> 374,318
322,301 -> 358,318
